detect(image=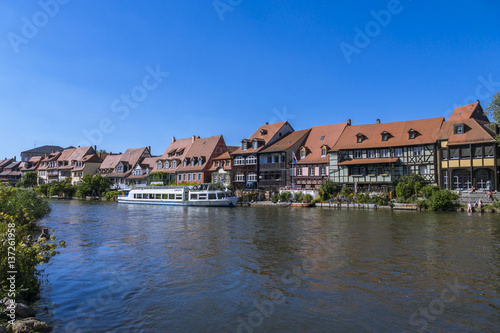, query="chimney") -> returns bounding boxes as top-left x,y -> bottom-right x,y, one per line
347,119 -> 351,126
266,122 -> 269,125
94,145 -> 97,152
376,119 -> 381,124
148,146 -> 151,153
192,135 -> 196,143
172,136 -> 176,143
